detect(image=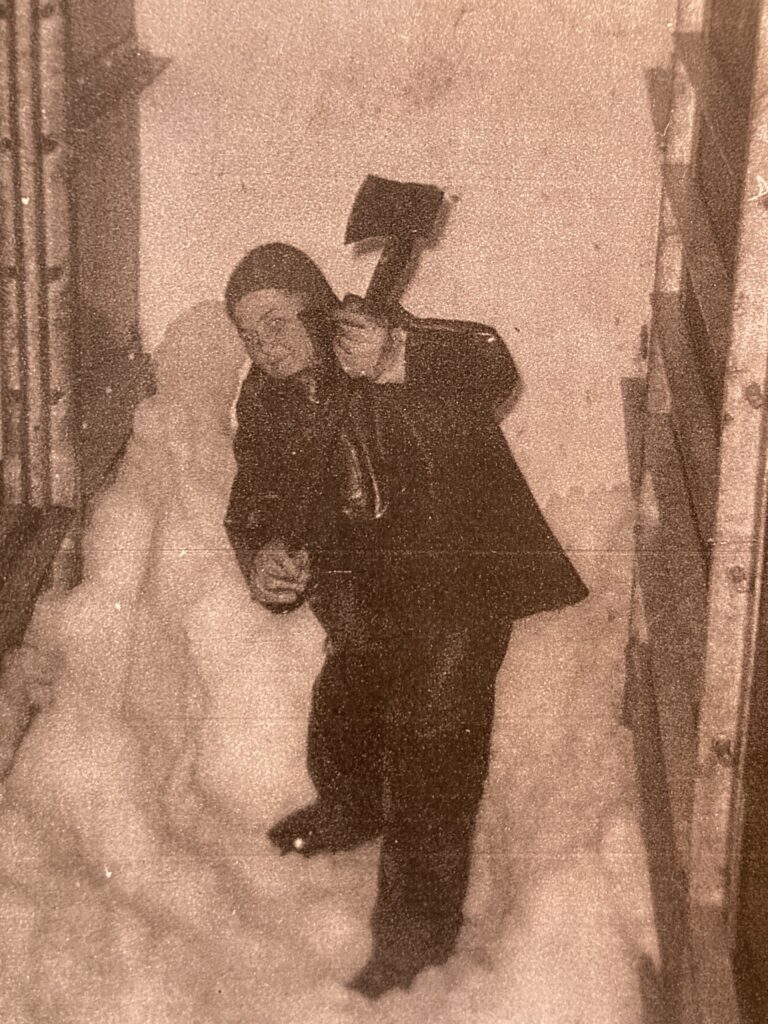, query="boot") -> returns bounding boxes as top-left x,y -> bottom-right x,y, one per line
346,941 -> 454,1000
